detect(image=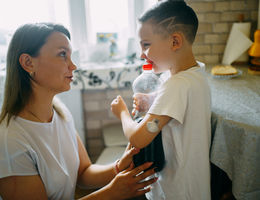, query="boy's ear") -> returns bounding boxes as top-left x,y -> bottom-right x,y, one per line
19,53 -> 34,73
171,32 -> 183,51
